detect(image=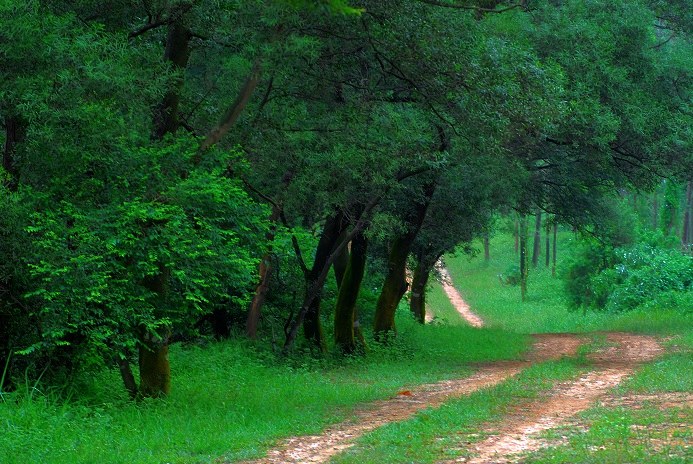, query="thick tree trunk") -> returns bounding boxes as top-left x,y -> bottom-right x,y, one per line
519,215 -> 529,301
138,333 -> 171,398
531,210 -> 542,267
333,231 -> 350,289
152,21 -> 191,140
286,211 -> 346,352
409,256 -> 434,324
334,232 -> 367,354
374,181 -> 436,340
138,267 -> 171,397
